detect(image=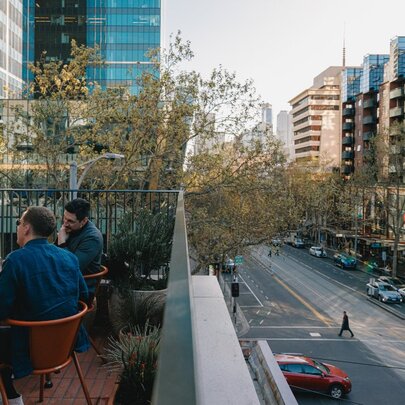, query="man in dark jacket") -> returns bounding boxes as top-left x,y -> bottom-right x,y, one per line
57,198 -> 103,297
338,311 -> 354,337
0,206 -> 89,404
